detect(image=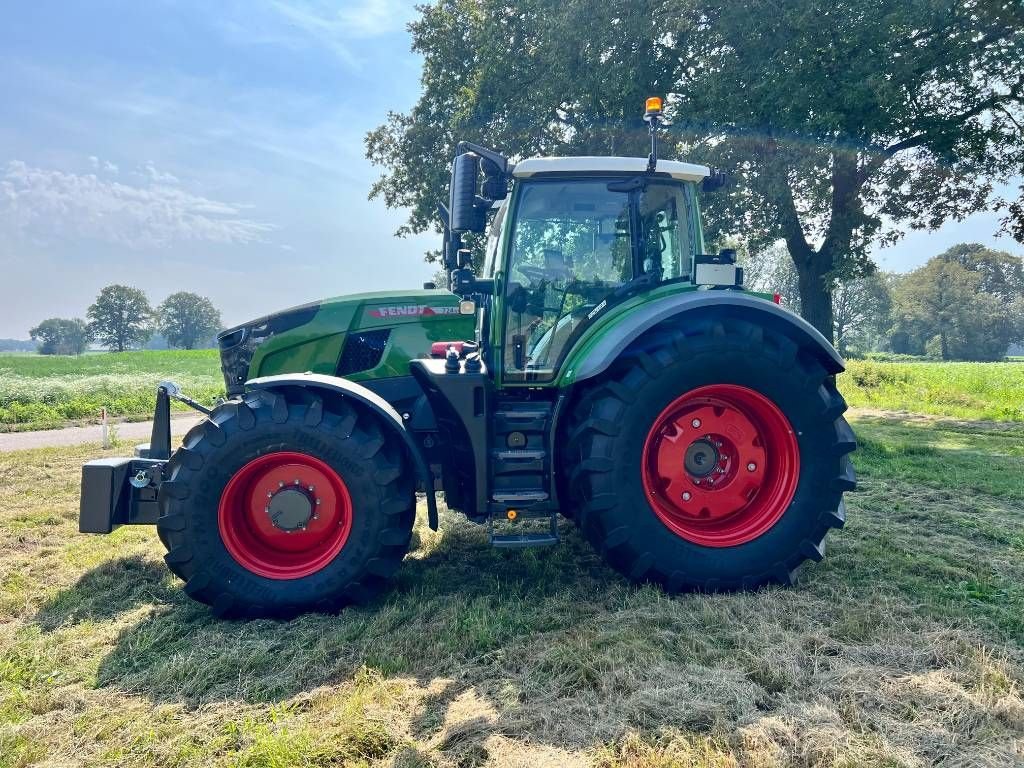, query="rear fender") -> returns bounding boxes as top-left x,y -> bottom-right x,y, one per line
246,373 -> 439,530
560,291 -> 845,386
